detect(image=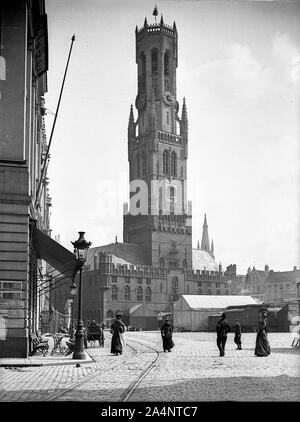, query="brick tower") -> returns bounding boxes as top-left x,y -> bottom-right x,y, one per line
123,12 -> 192,269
